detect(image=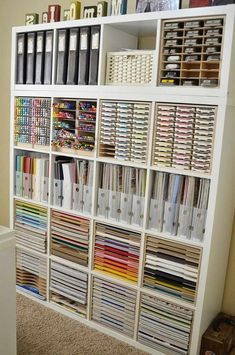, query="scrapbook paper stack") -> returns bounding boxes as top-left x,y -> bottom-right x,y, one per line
94,223 -> 140,284
51,210 -> 90,266
92,277 -> 137,337
16,249 -> 47,300
50,260 -> 88,317
138,293 -> 193,354
15,200 -> 47,253
143,236 -> 201,303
